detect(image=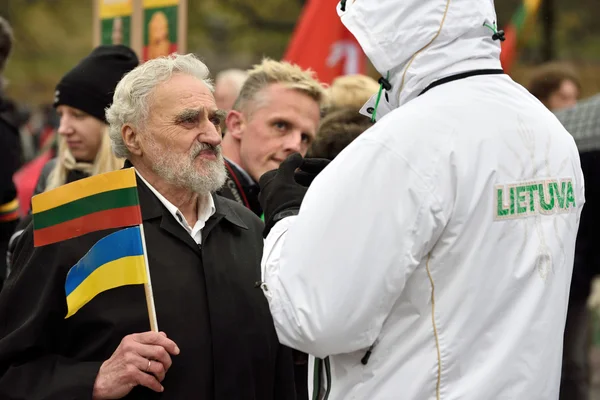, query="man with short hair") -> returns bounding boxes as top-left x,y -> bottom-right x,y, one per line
0,53 -> 295,399
220,59 -> 326,217
214,68 -> 248,111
